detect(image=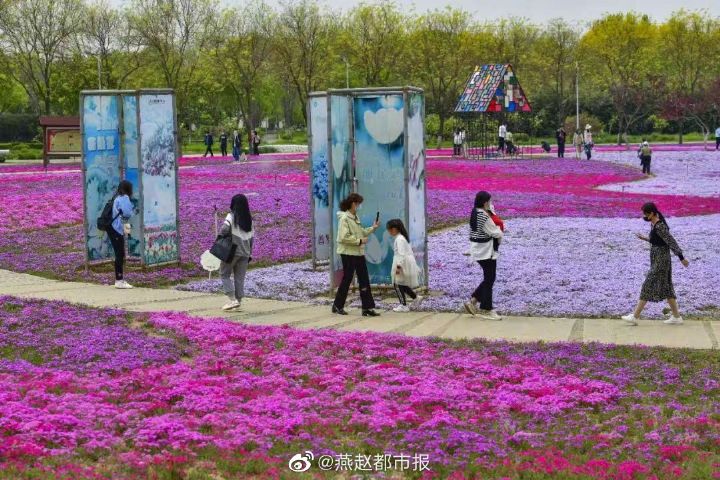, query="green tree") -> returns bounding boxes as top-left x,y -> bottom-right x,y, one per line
535,19 -> 579,126
214,1 -> 273,132
0,0 -> 83,114
272,0 -> 338,124
579,13 -> 659,144
127,0 -> 220,120
341,1 -> 406,86
658,10 -> 720,142
406,7 -> 474,142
